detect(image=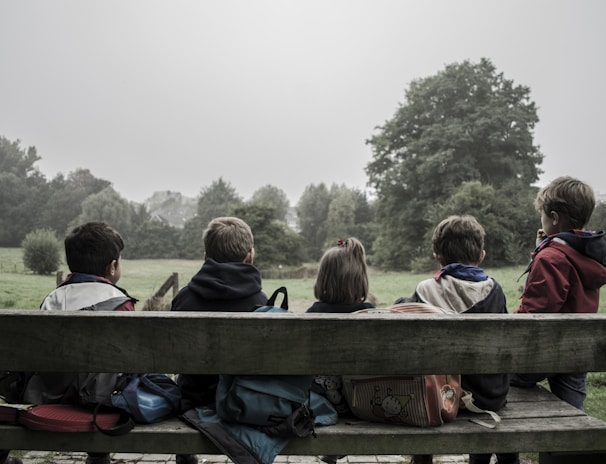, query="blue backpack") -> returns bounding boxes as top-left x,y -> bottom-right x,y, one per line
215,287 -> 316,437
